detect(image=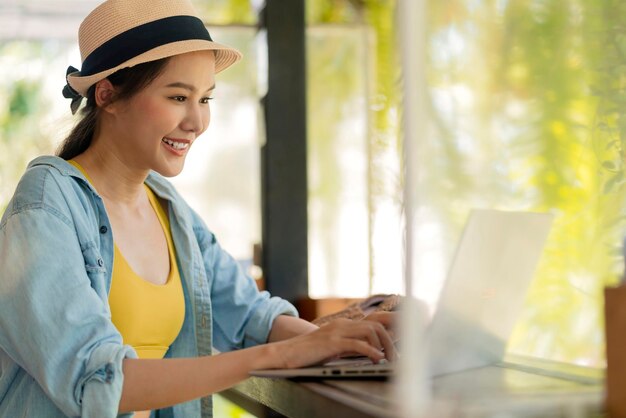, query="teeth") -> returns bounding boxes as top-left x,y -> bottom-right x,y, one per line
162,138 -> 189,150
